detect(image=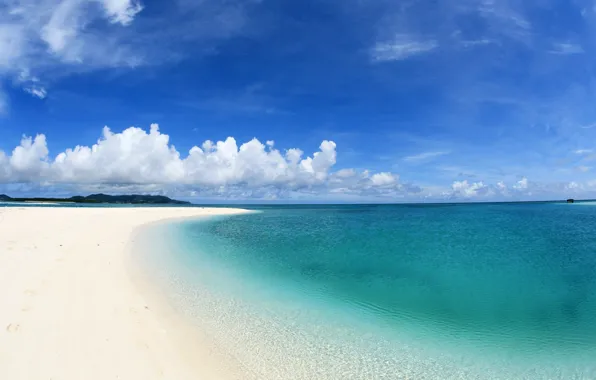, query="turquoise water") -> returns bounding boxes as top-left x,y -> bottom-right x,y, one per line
135,203 -> 596,379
